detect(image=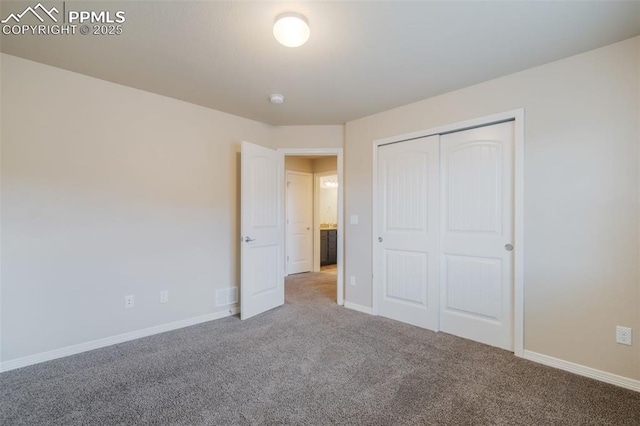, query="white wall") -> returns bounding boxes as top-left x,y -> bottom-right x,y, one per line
284,157 -> 339,174
312,157 -> 338,174
272,125 -> 343,149
284,157 -> 313,173
0,54 -> 345,364
0,54 -> 277,362
344,36 -> 640,380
